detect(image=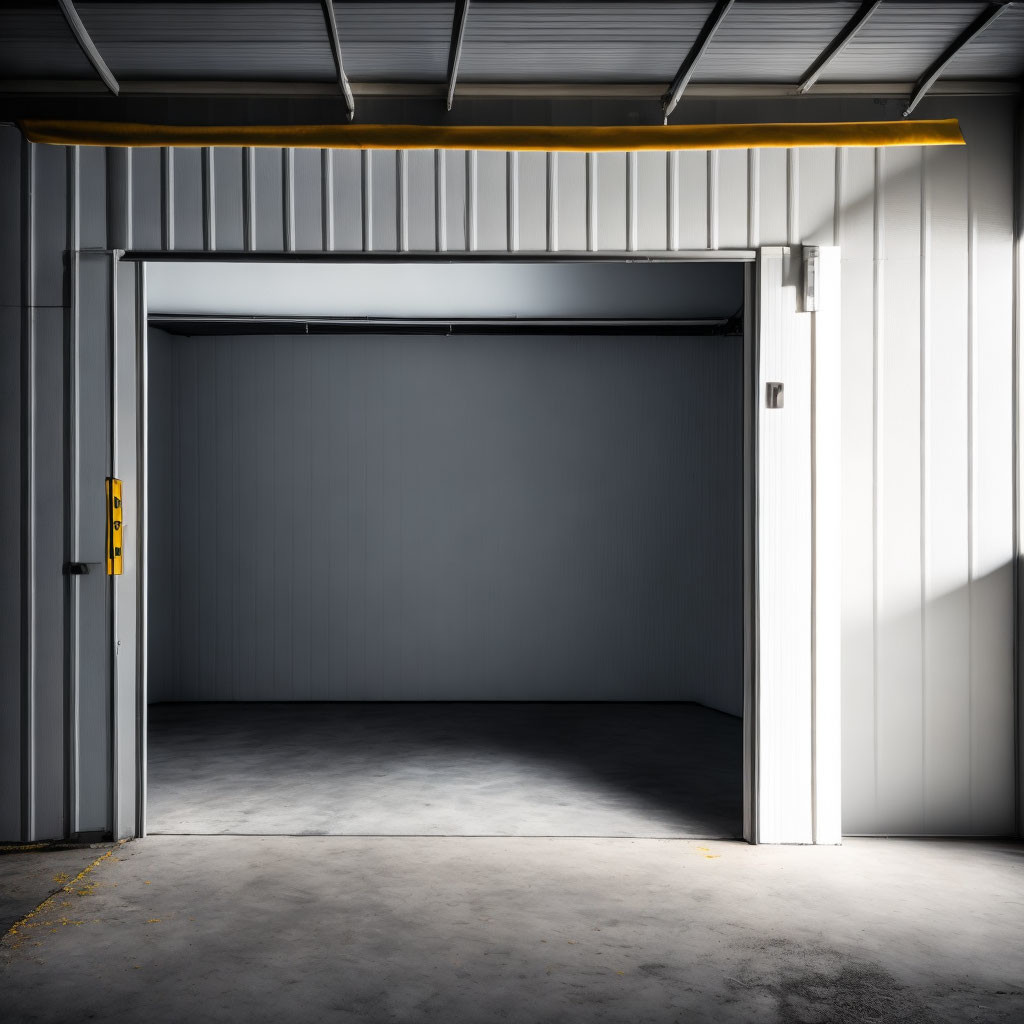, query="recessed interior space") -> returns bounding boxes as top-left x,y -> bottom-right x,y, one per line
144,261 -> 747,838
